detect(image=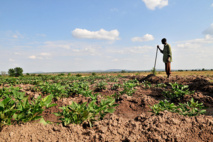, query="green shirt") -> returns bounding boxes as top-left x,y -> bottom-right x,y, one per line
162,44 -> 172,63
